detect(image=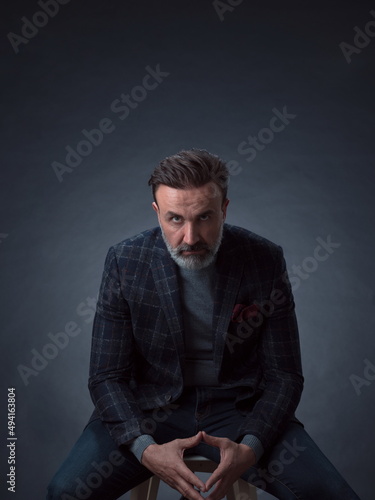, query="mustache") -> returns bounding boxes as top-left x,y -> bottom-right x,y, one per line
176,242 -> 210,253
